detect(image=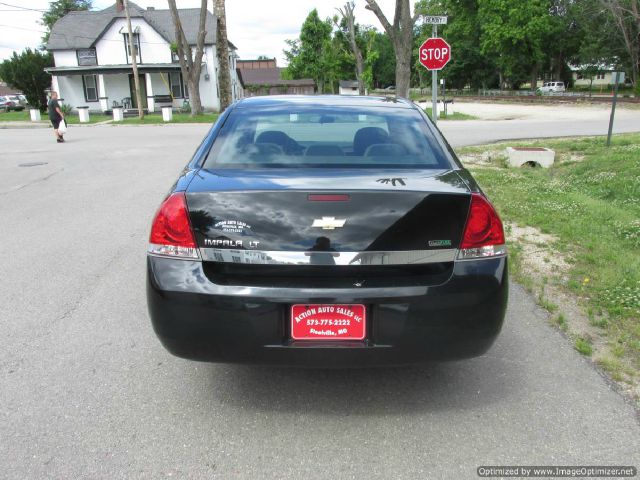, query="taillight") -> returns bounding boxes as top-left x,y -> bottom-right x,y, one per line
458,193 -> 506,260
148,192 -> 199,259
